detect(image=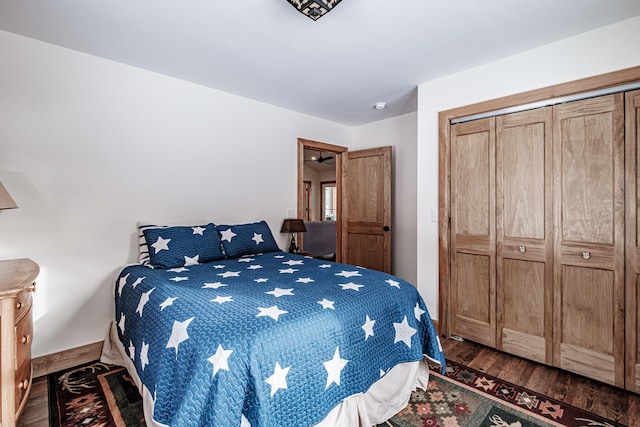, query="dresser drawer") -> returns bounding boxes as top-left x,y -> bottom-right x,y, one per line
15,306 -> 33,369
14,288 -> 33,323
14,358 -> 31,414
